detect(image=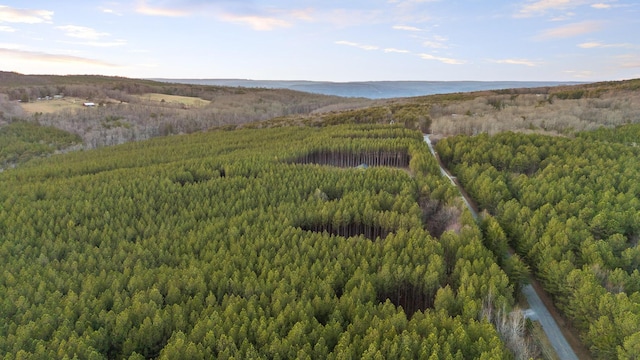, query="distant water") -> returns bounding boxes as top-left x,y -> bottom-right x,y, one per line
151,79 -> 585,99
